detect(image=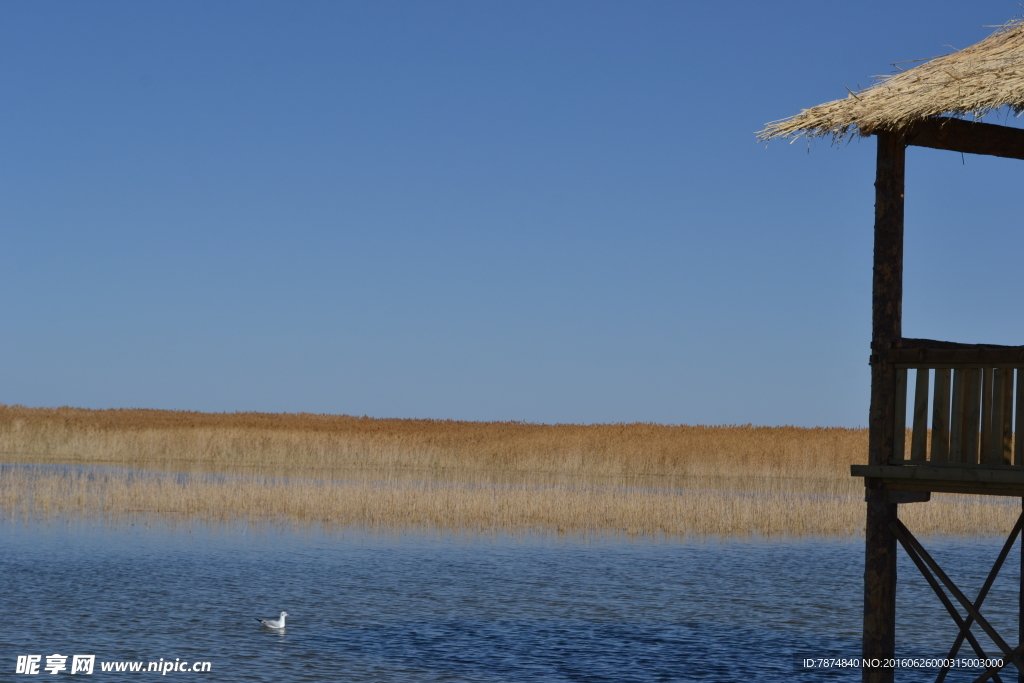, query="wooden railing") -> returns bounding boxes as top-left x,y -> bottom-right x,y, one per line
886,340 -> 1024,468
